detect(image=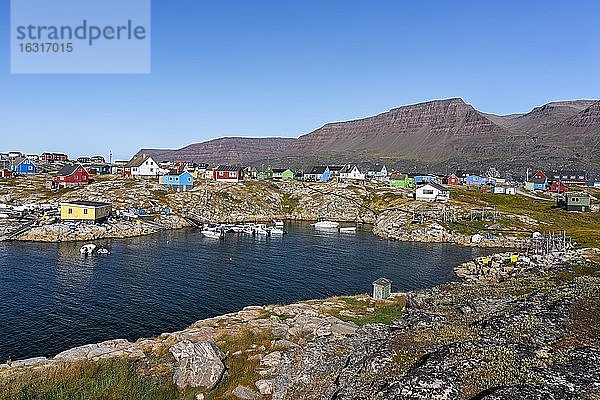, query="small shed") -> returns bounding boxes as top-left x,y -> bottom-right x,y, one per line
372,278 -> 392,300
